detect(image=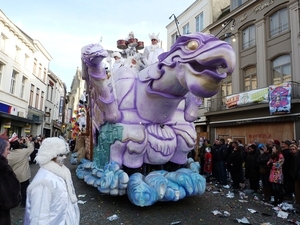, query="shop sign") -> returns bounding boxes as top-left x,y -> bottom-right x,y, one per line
225,87 -> 268,109
3,120 -> 11,129
32,115 -> 40,123
24,125 -> 31,133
